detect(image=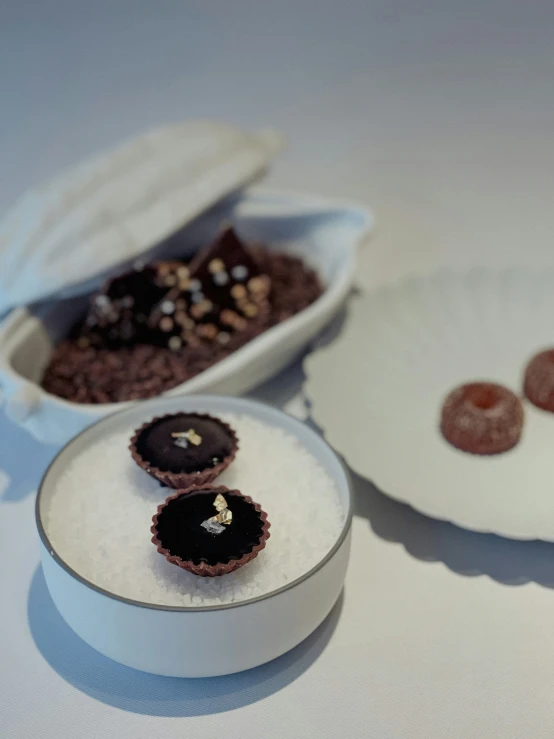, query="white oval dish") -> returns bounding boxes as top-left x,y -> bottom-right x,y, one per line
0,121 -> 282,314
305,268 -> 554,542
36,394 -> 352,677
0,188 -> 373,445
